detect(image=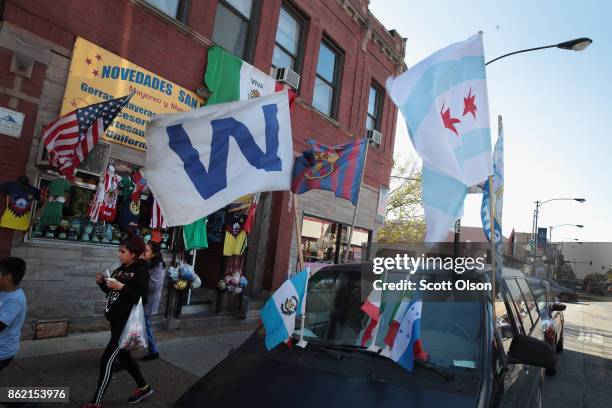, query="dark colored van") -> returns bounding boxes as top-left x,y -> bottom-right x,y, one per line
176,264 -> 554,408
